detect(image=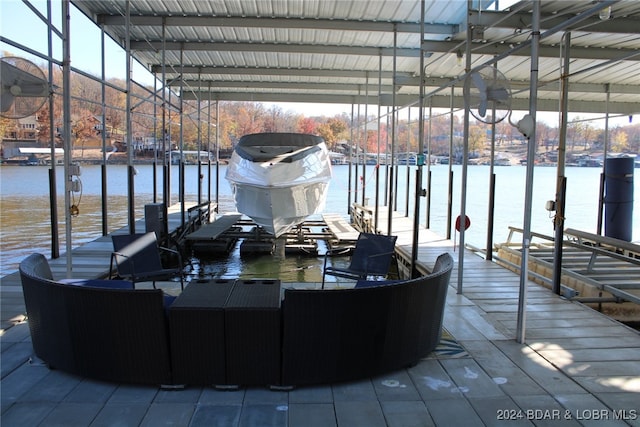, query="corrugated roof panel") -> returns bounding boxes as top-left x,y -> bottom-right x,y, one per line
315,1 -> 339,19
62,0 -> 640,114
190,1 -> 218,16
577,33 -> 640,50
218,1 -> 243,16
